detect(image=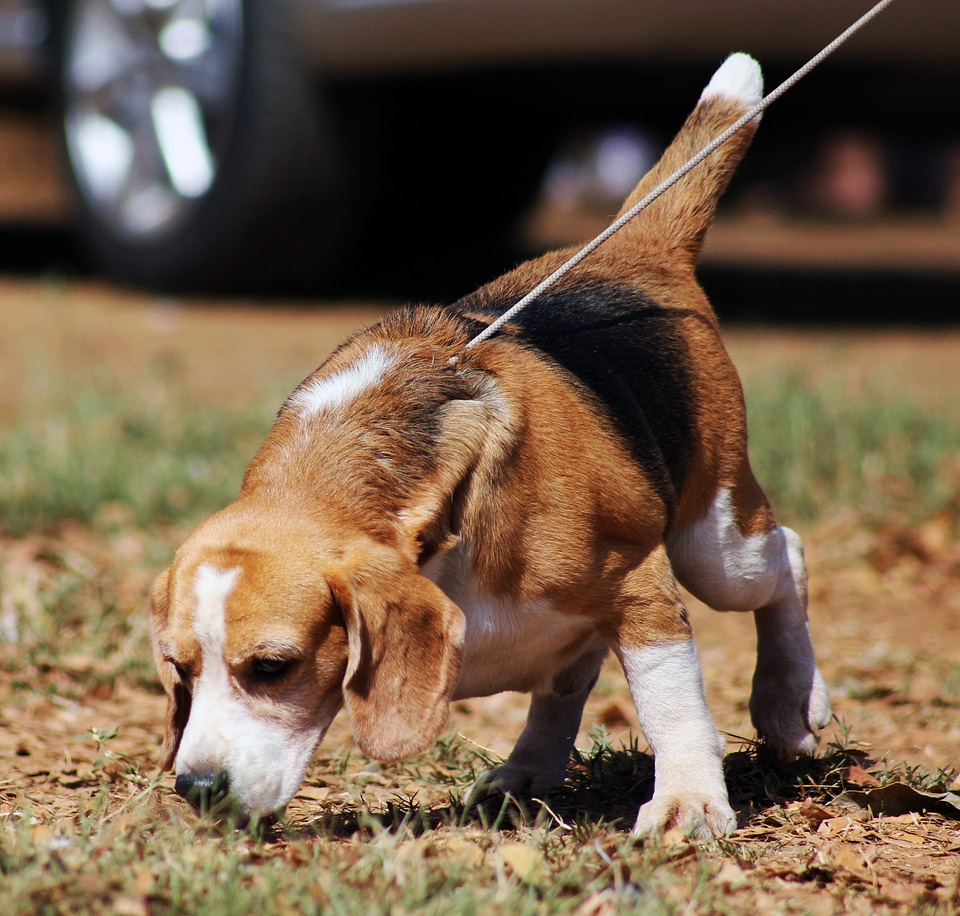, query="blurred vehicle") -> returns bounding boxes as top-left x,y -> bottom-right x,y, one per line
0,0 -> 44,82
1,0 -> 958,293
